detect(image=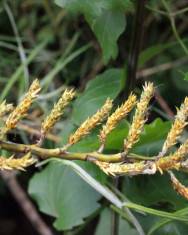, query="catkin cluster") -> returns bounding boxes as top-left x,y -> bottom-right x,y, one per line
0,77 -> 187,204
